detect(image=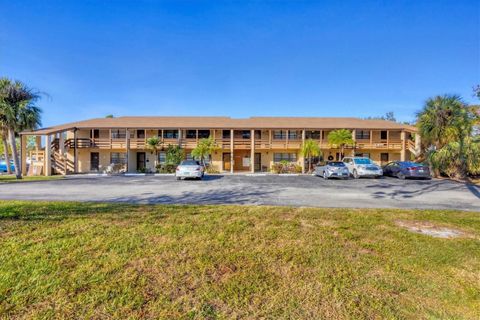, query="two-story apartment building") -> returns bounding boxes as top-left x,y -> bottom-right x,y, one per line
20,116 -> 420,176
